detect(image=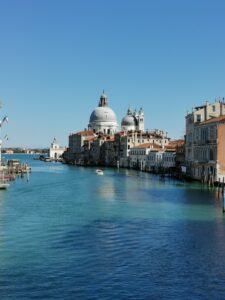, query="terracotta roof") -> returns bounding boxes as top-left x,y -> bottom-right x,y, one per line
76,130 -> 94,136
166,139 -> 184,148
200,115 -> 225,125
84,137 -> 96,141
95,135 -> 115,141
131,143 -> 162,150
164,140 -> 184,151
